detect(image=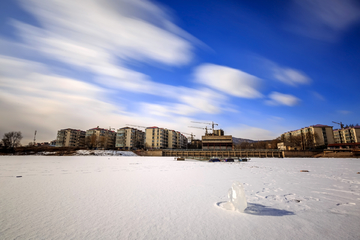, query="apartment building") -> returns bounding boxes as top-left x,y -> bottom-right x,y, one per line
333,126 -> 360,143
55,128 -> 86,147
281,124 -> 334,149
115,127 -> 145,150
168,130 -> 178,149
178,132 -> 188,149
85,126 -> 116,149
145,127 -> 187,149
